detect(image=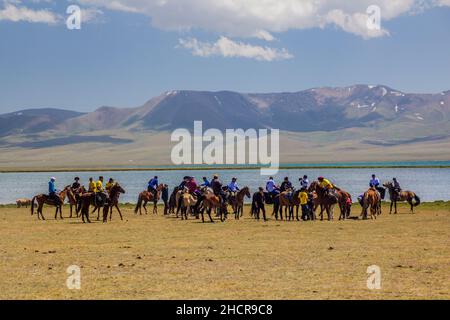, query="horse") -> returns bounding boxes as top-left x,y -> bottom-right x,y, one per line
102,183 -> 126,222
134,184 -> 164,215
201,193 -> 227,223
168,187 -> 180,214
278,189 -> 301,221
335,189 -> 352,220
31,186 -> 70,220
233,187 -> 251,220
180,192 -> 197,220
361,188 -> 381,220
308,181 -> 338,221
262,192 -> 281,220
67,187 -> 79,218
16,198 -> 31,208
383,182 -> 421,214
